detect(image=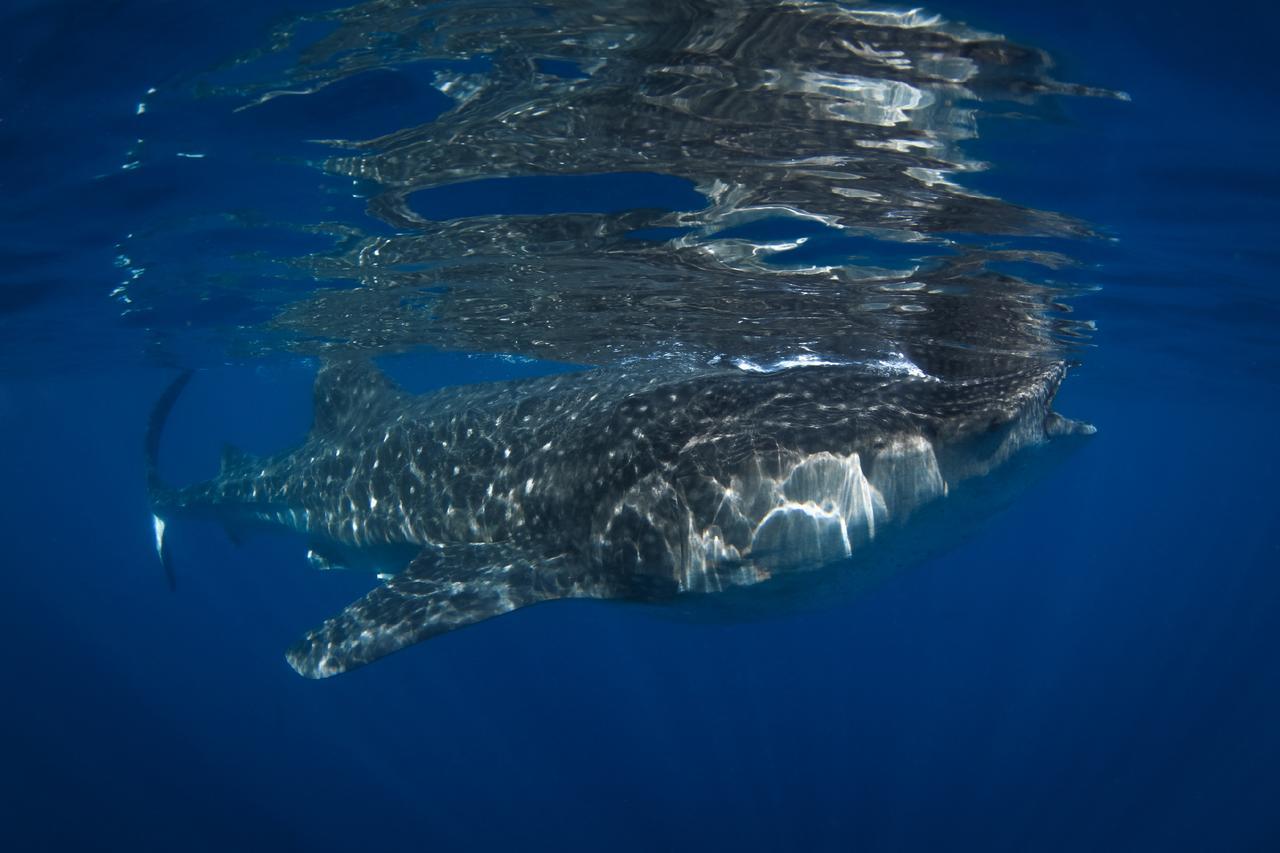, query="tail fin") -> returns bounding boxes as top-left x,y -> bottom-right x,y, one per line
146,370 -> 194,590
